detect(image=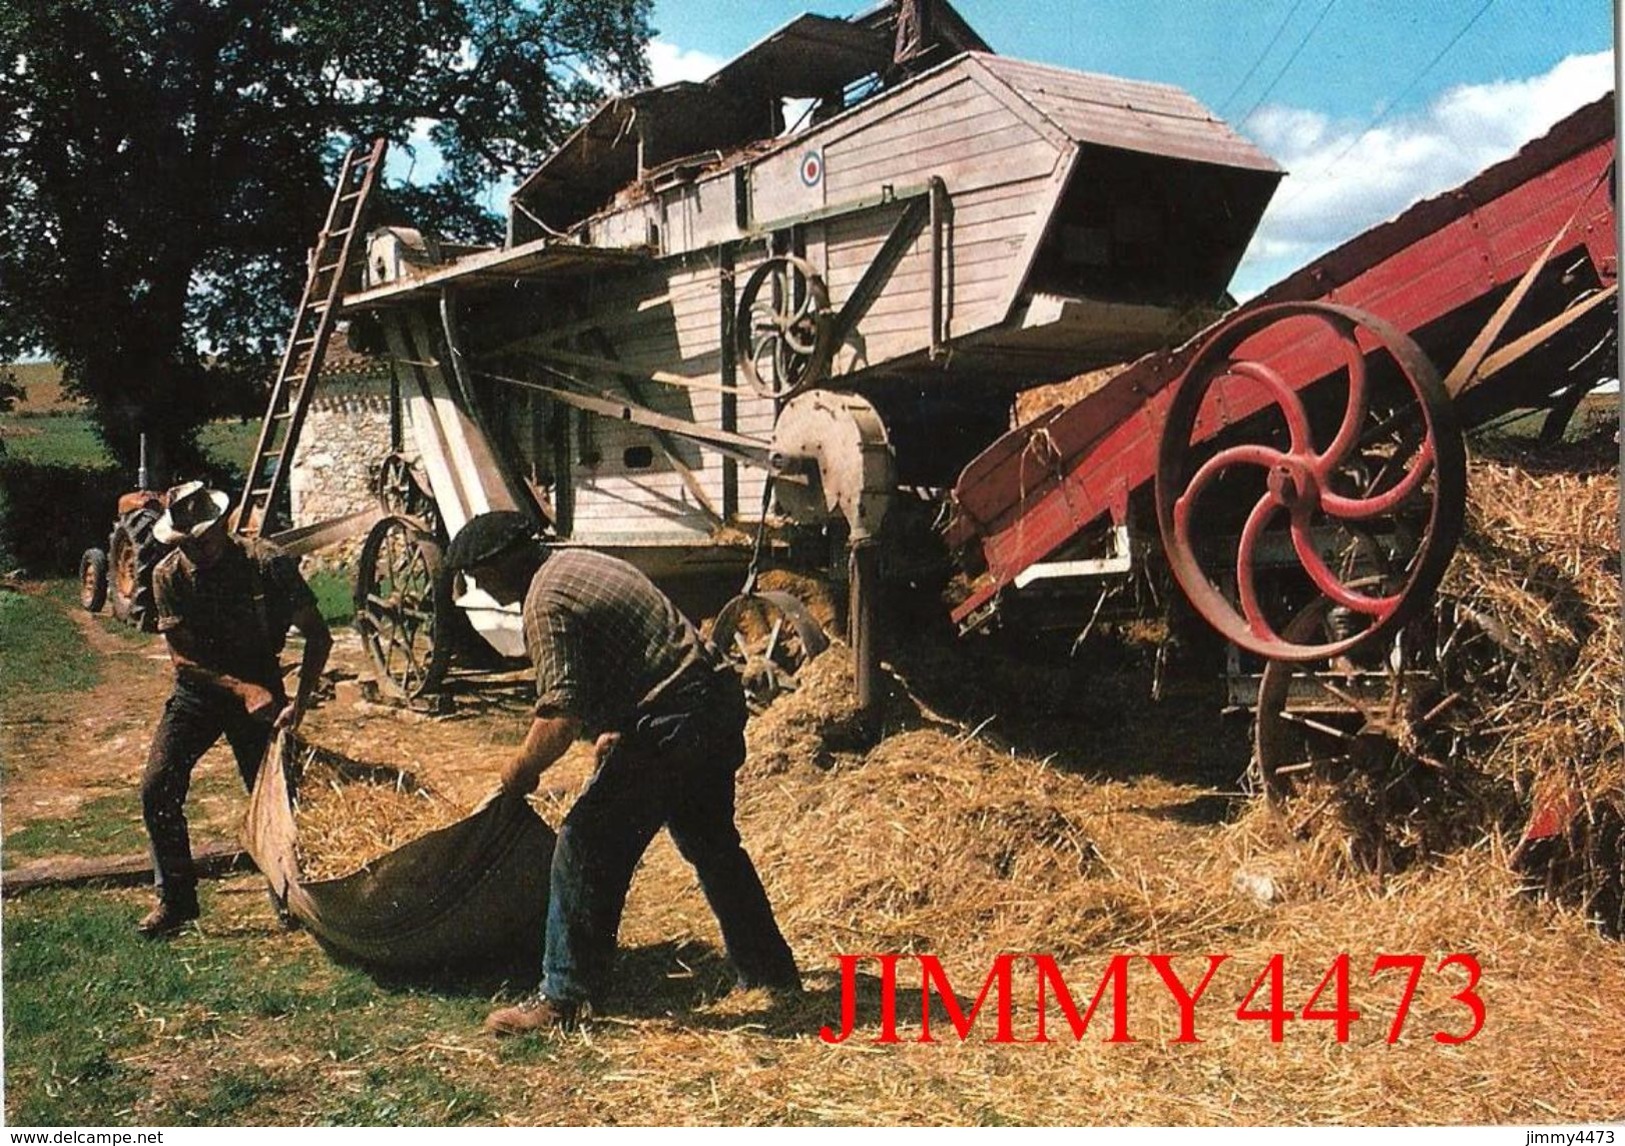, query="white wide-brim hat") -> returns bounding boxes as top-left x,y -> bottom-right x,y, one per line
153,481 -> 232,544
